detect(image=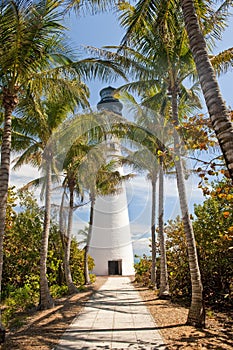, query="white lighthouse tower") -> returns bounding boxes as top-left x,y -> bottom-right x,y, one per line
89,87 -> 135,276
